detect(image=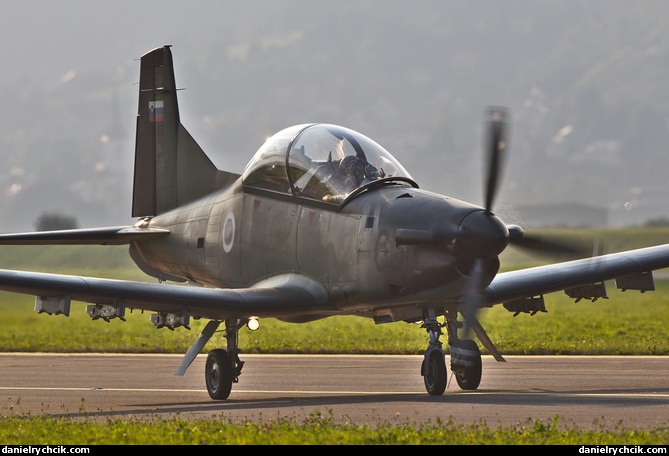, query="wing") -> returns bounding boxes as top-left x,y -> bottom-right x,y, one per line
483,243 -> 669,309
0,267 -> 335,377
0,269 -> 334,321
